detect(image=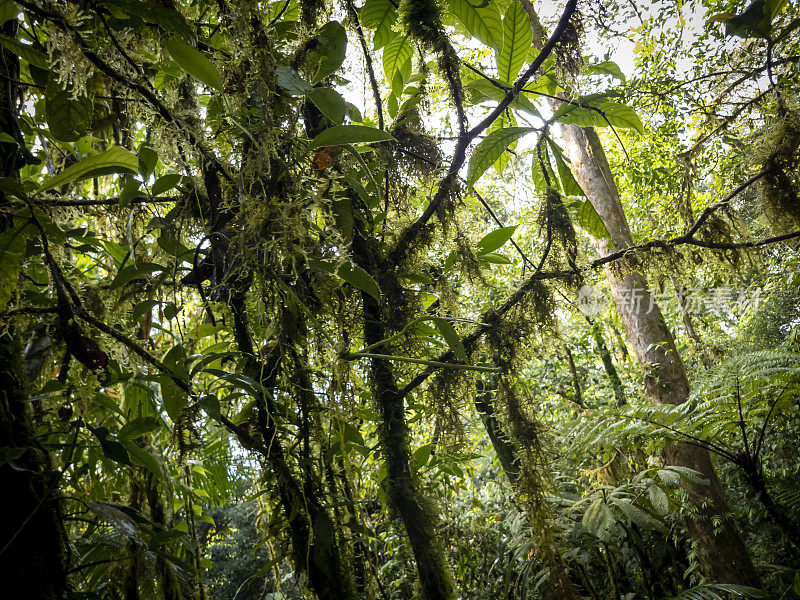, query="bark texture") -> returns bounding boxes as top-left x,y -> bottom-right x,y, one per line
0,18 -> 67,598
562,125 -> 760,585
